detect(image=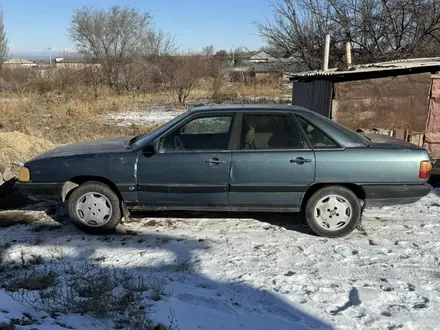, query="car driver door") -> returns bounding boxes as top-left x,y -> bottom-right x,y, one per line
136,112 -> 236,208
